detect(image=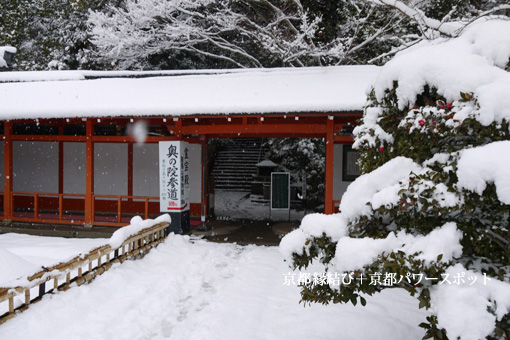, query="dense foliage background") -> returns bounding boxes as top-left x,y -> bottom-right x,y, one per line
1,0 -> 508,70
